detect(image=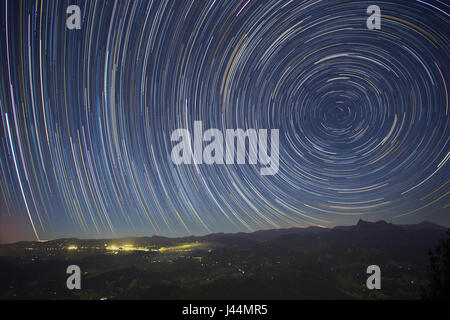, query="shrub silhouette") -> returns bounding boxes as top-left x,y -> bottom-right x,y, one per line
422,230 -> 450,299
